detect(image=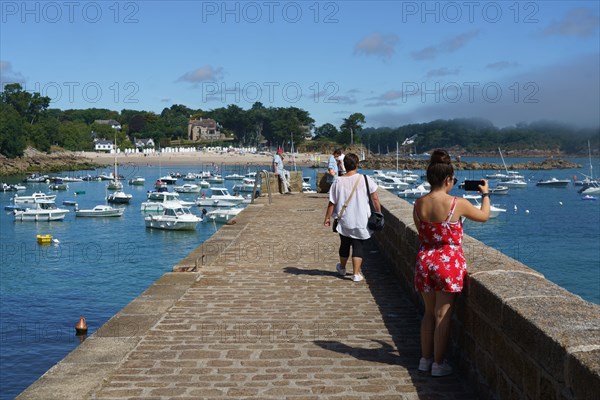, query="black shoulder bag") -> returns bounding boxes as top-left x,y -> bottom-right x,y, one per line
364,175 -> 384,231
